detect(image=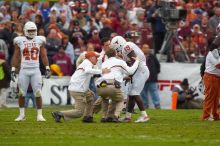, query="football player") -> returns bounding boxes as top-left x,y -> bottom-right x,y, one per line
110,36 -> 150,123
11,21 -> 51,121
